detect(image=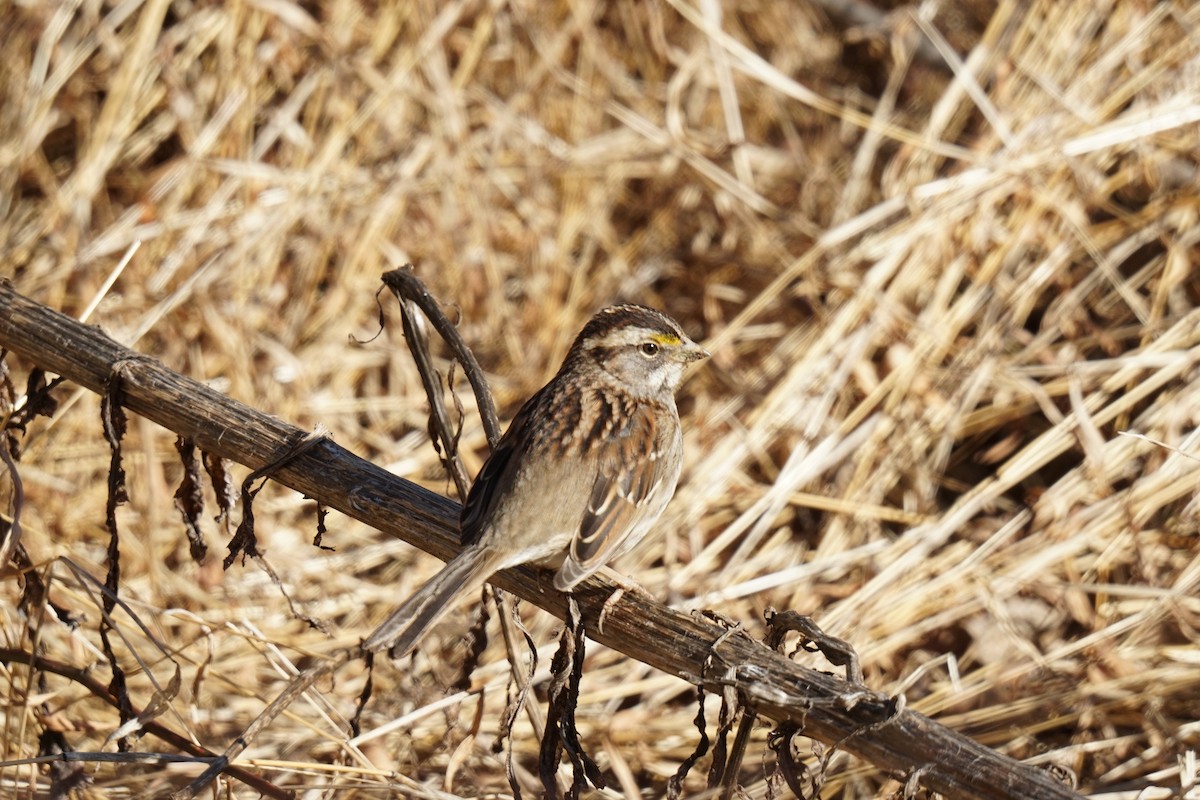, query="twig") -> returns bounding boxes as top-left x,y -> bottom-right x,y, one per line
393,283 -> 472,500
0,647 -> 294,800
381,266 -> 502,446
